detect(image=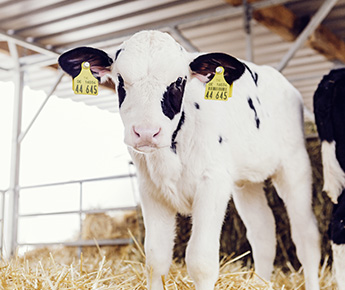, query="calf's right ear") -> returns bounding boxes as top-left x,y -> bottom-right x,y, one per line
189,52 -> 245,85
58,47 -> 113,81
